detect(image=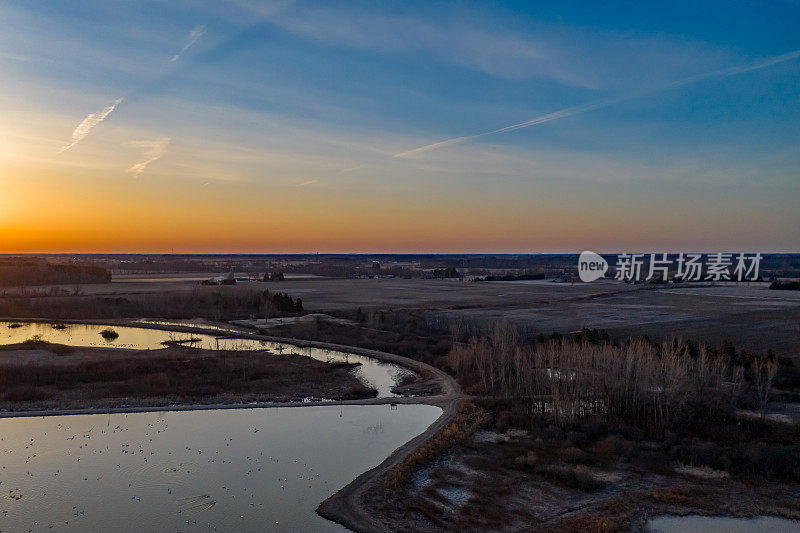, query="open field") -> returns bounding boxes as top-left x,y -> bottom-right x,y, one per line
430,283 -> 800,359
1,275 -> 624,303
257,278 -> 800,358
